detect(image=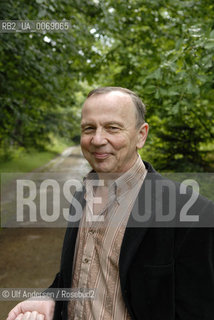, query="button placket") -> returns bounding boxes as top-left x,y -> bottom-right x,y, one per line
74,230 -> 94,318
